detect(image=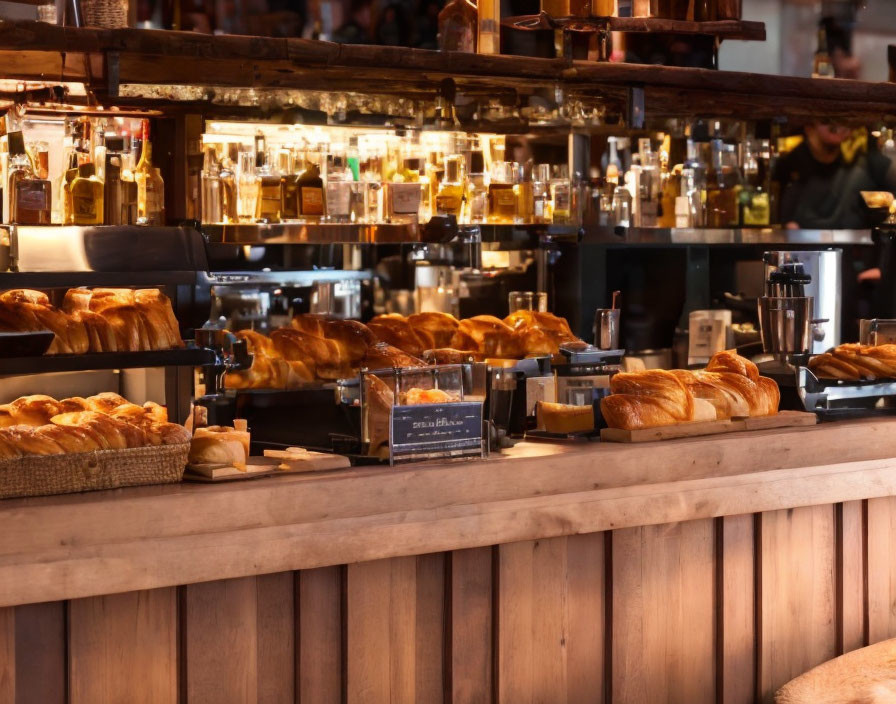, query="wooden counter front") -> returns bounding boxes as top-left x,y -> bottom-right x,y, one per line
3,418 -> 896,702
